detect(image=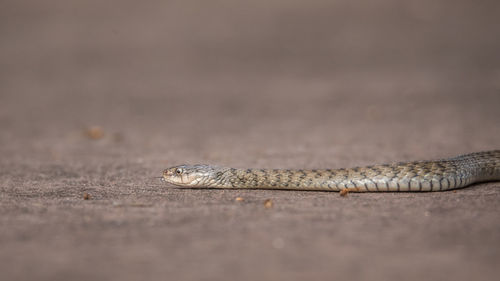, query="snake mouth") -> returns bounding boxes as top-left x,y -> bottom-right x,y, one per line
163,178 -> 204,188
